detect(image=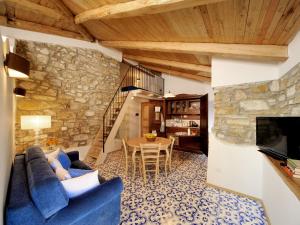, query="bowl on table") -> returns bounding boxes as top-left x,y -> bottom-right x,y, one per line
144,133 -> 157,142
